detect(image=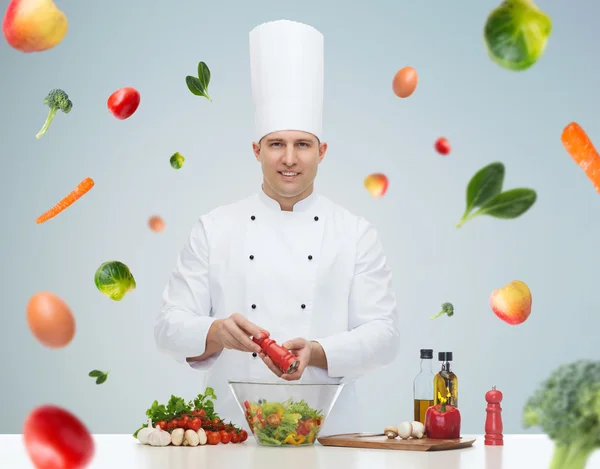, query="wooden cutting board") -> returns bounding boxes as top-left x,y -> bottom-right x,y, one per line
317,433 -> 476,451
